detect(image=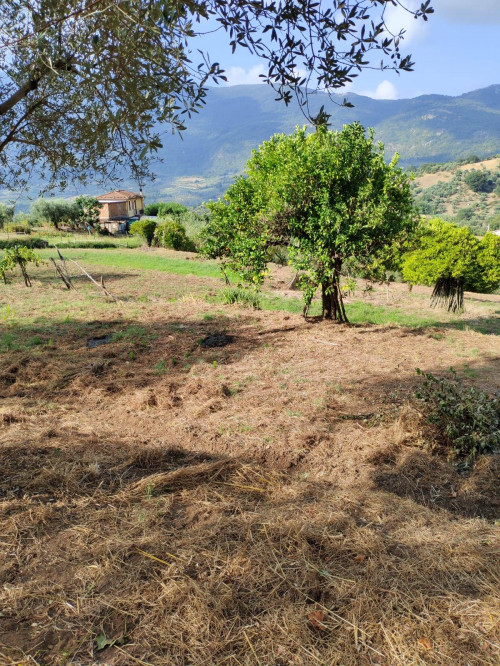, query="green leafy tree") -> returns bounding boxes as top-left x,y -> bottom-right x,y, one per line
0,1 -> 433,190
476,232 -> 500,294
463,169 -> 491,193
401,219 -> 500,312
130,219 -> 157,247
0,245 -> 42,286
204,123 -> 417,322
75,196 -> 102,231
0,202 -> 14,229
144,203 -> 160,216
157,202 -> 189,218
29,198 -> 78,229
